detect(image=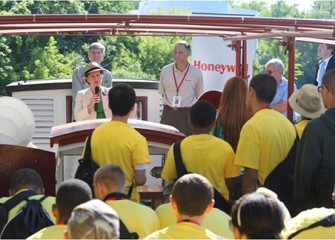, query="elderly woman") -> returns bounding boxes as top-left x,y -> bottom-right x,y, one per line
74,62 -> 112,121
